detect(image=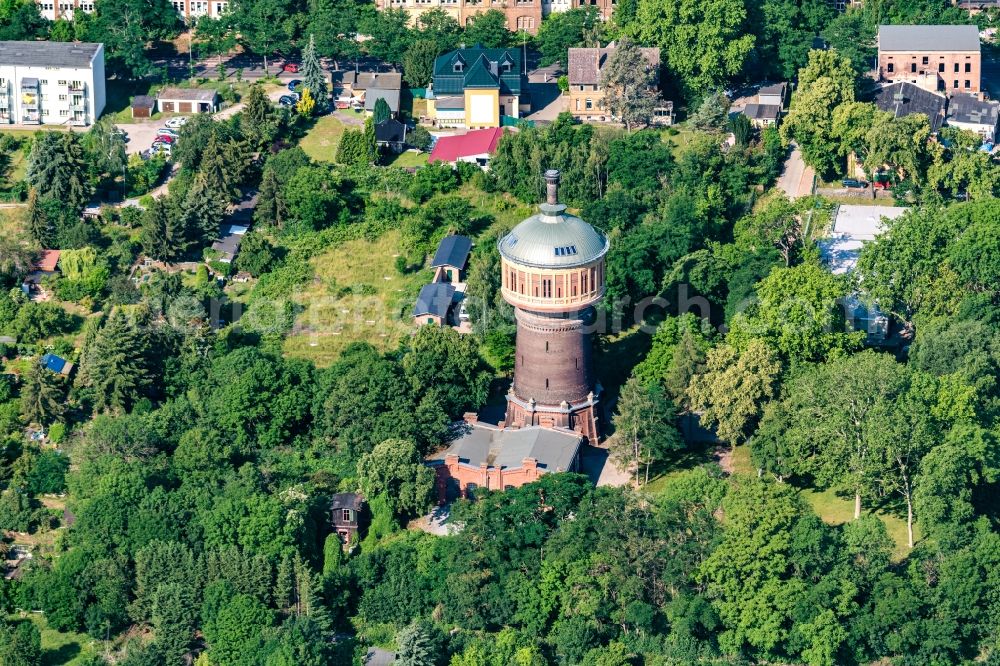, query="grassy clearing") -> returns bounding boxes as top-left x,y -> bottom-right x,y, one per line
0,206 -> 24,235
383,150 -> 428,168
298,115 -> 346,163
662,124 -> 699,156
0,129 -> 45,140
730,444 -> 753,475
6,614 -> 104,665
802,487 -> 917,561
283,230 -> 430,366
